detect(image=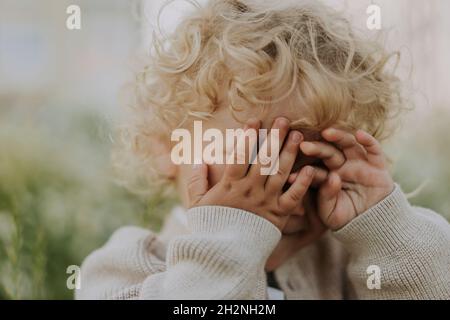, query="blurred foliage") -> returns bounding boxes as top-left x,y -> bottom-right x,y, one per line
387,109 -> 450,220
0,104 -> 174,299
0,102 -> 448,300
